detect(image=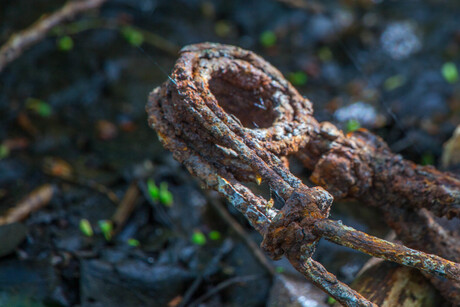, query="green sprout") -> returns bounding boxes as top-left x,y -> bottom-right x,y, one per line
121,26 -> 144,47
215,20 -> 231,37
327,296 -> 337,305
26,98 -> 52,117
98,220 -> 113,241
127,238 -> 140,247
191,230 -> 207,246
318,47 -> 333,62
57,36 -> 74,51
147,179 -> 160,201
288,71 -> 308,86
208,230 -> 221,241
79,219 -> 94,237
147,179 -> 173,206
259,30 -> 277,48
384,74 -> 406,91
158,182 -> 173,206
442,62 -> 459,84
345,119 -> 361,133
421,153 -> 434,166
0,145 -> 9,160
